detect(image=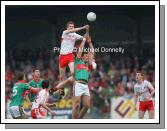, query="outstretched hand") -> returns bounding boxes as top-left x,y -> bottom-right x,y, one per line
83,24 -> 89,30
